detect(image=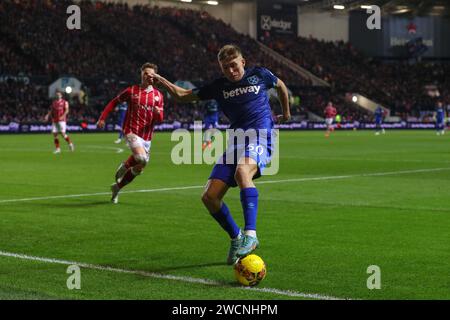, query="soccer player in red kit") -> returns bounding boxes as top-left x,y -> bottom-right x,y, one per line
97,63 -> 164,204
324,101 -> 337,137
44,90 -> 74,154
